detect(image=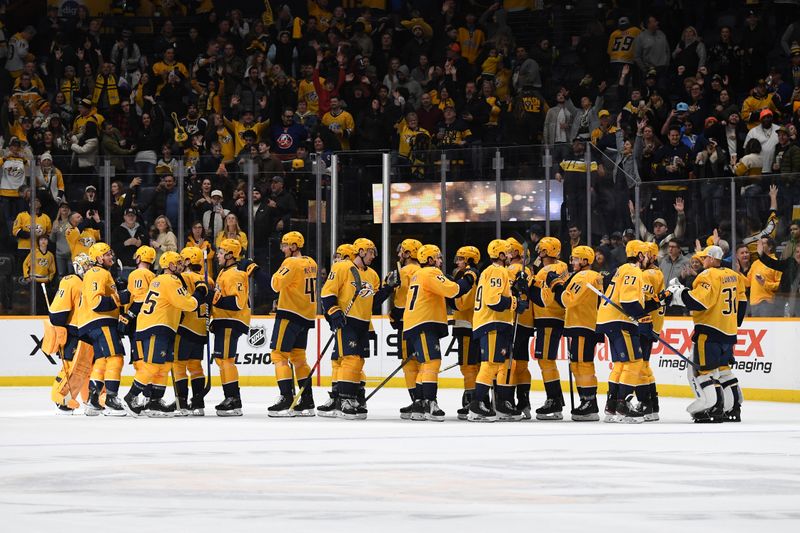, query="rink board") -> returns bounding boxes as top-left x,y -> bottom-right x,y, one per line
0,316 -> 797,402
